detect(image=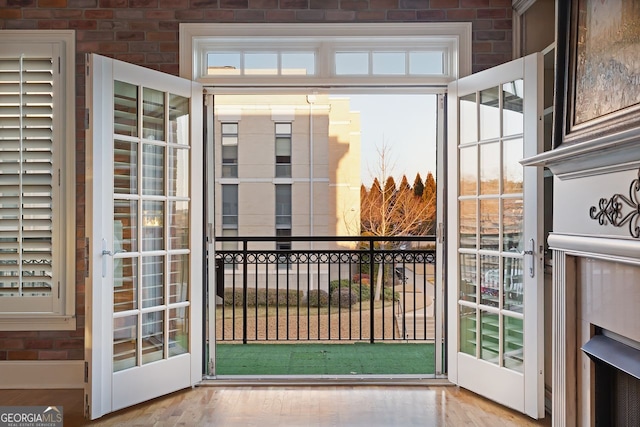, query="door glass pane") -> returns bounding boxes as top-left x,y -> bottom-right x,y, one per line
169,307 -> 189,357
168,147 -> 189,197
143,88 -> 165,141
503,198 -> 523,252
142,310 -> 164,364
459,199 -> 476,249
479,86 -> 500,141
168,94 -> 189,145
114,140 -> 137,194
142,144 -> 165,196
207,52 -> 241,75
479,199 -> 499,250
142,200 -> 164,252
480,310 -> 499,364
114,81 -> 137,137
503,315 -> 523,372
169,201 -> 189,250
372,52 -> 405,75
114,257 -> 137,312
114,200 -> 138,253
113,314 -> 137,372
503,138 -> 523,193
459,253 -> 477,302
480,142 -> 500,195
459,93 -> 477,144
459,145 -> 477,196
503,256 -> 524,314
502,79 -> 524,136
480,255 -> 499,307
142,256 -> 164,308
459,305 -> 476,356
335,52 -> 368,75
169,254 -> 189,303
